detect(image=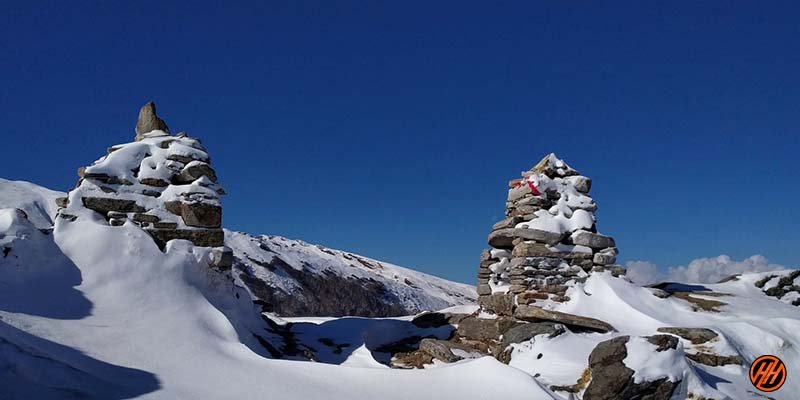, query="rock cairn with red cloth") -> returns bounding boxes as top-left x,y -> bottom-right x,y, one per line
477,153 -> 623,315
